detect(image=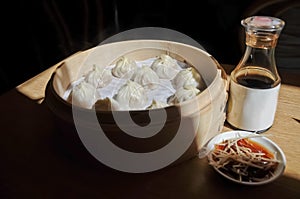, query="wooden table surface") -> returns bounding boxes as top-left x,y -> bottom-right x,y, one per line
0,61 -> 300,199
